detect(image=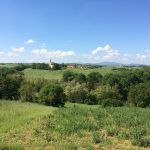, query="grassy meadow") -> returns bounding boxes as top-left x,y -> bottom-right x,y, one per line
1,65 -> 150,149
0,101 -> 150,150
23,67 -> 117,81
0,64 -> 18,68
